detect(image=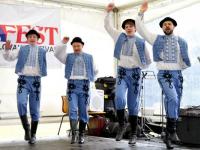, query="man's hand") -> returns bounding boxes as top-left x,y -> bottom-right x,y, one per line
140,1 -> 148,13
62,37 -> 69,44
5,40 -> 12,50
106,3 -> 115,13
